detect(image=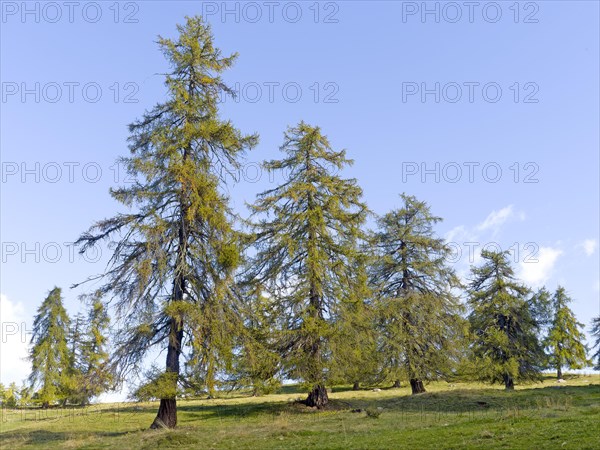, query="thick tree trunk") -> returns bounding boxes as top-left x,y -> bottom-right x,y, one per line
151,305 -> 184,428
504,374 -> 514,390
352,382 -> 360,391
150,319 -> 183,428
557,367 -> 562,380
151,187 -> 188,429
151,398 -> 177,429
393,379 -> 401,388
410,378 -> 426,394
305,384 -> 329,408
